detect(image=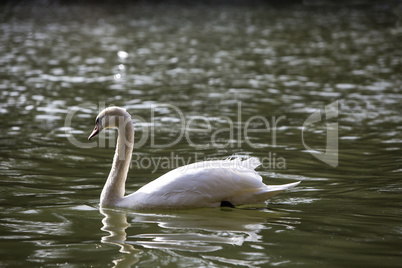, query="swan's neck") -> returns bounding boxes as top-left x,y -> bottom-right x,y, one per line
100,121 -> 134,207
